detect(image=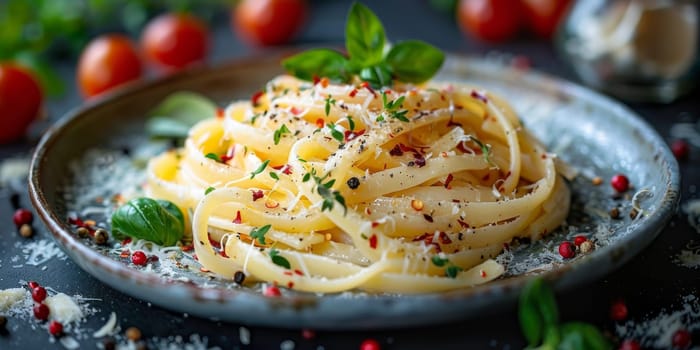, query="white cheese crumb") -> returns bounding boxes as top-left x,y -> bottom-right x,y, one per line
93,312 -> 118,338
239,326 -> 251,345
59,335 -> 80,349
45,293 -> 84,324
280,339 -> 295,350
0,288 -> 28,311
